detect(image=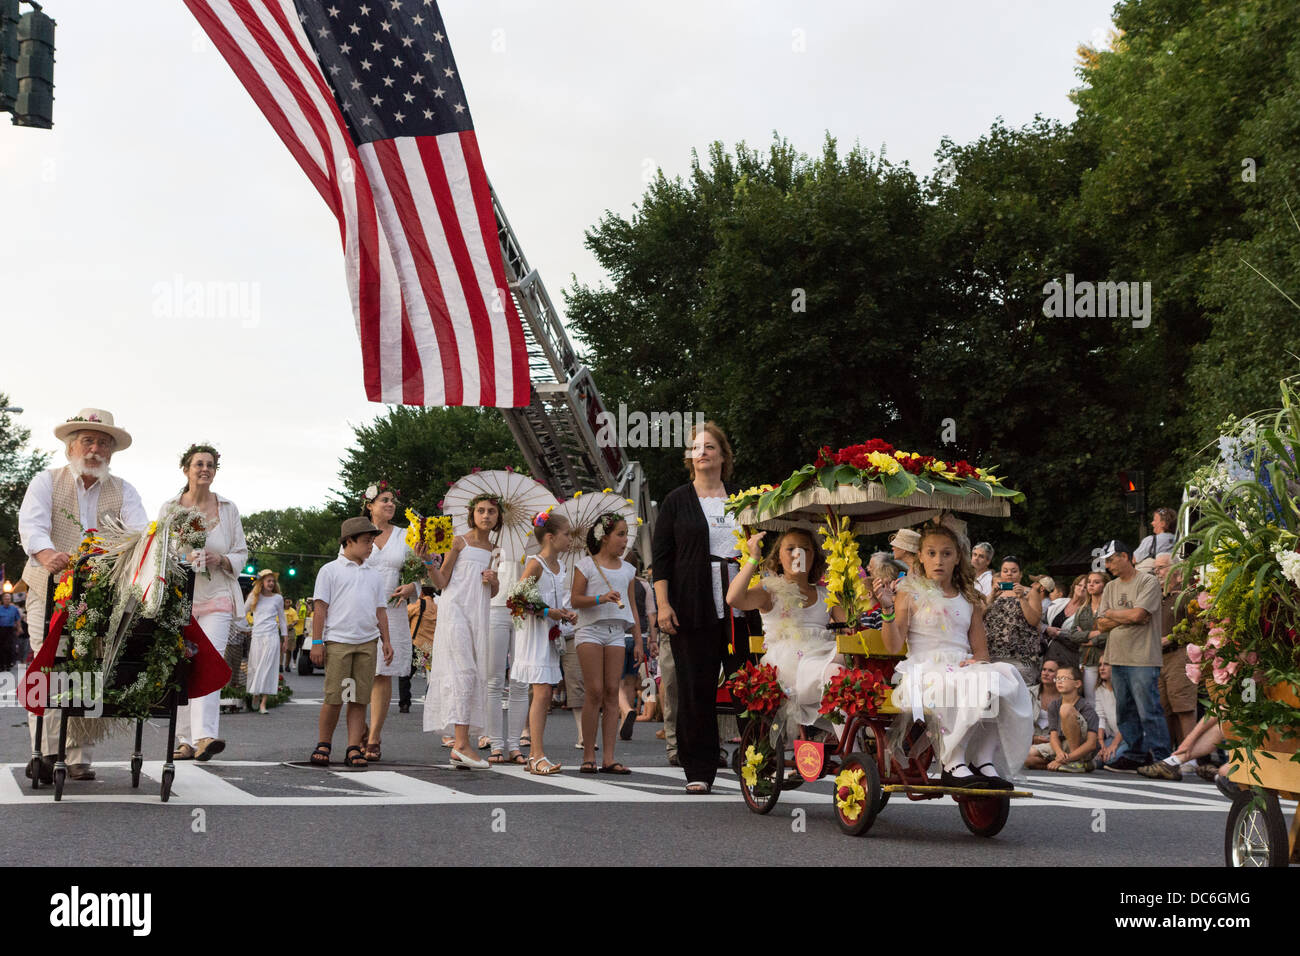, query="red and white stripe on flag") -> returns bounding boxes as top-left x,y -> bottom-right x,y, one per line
184,0 -> 531,407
